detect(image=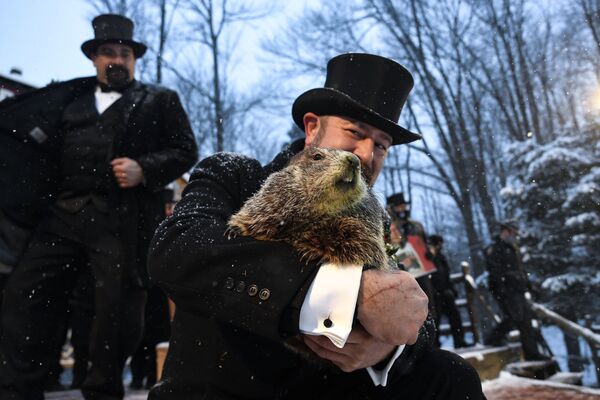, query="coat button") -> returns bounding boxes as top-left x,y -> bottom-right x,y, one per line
258,288 -> 270,301
224,277 -> 234,290
247,284 -> 258,296
235,281 -> 246,293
